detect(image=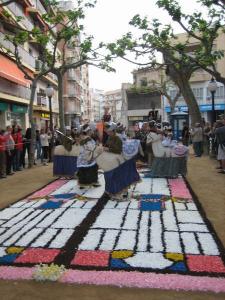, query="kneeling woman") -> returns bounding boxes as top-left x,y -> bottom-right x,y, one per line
97,123 -> 140,201
77,125 -> 99,188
